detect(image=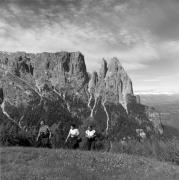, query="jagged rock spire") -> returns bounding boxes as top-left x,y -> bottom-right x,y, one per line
99,58 -> 108,79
